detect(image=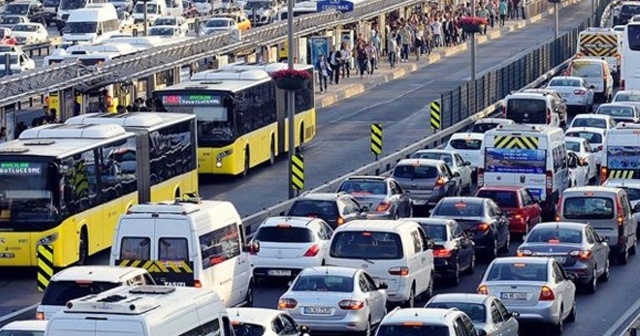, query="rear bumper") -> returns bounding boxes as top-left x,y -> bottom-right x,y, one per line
509,217 -> 528,233
288,310 -> 370,332
563,262 -> 595,284
510,301 -> 560,324
434,257 -> 458,278
251,255 -> 323,278
408,191 -> 446,207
